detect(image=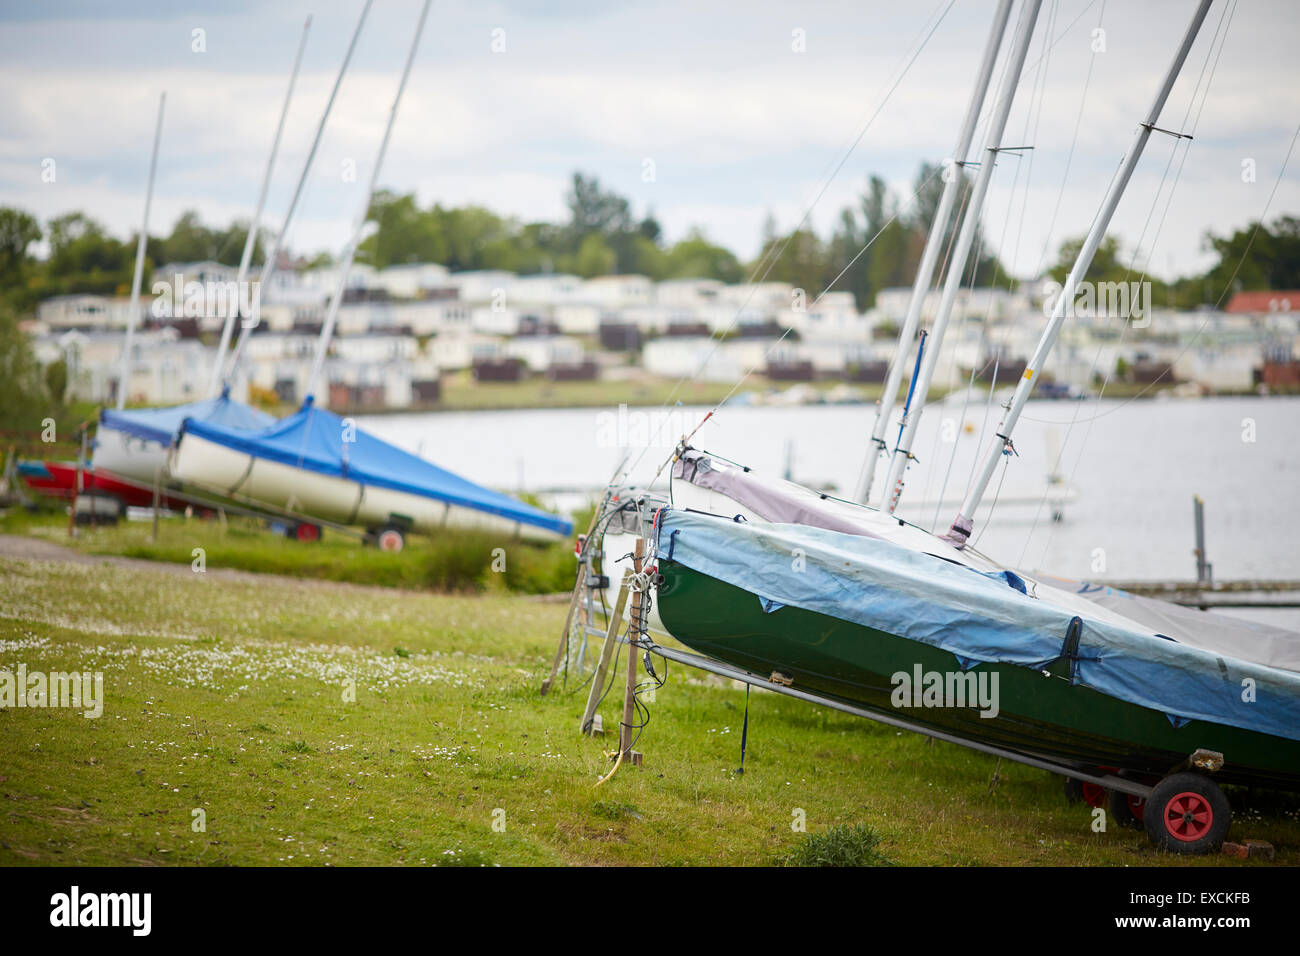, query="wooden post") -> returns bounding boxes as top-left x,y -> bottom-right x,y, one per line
580,569 -> 632,734
619,539 -> 646,762
151,464 -> 163,541
1193,495 -> 1212,586
69,426 -> 86,538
